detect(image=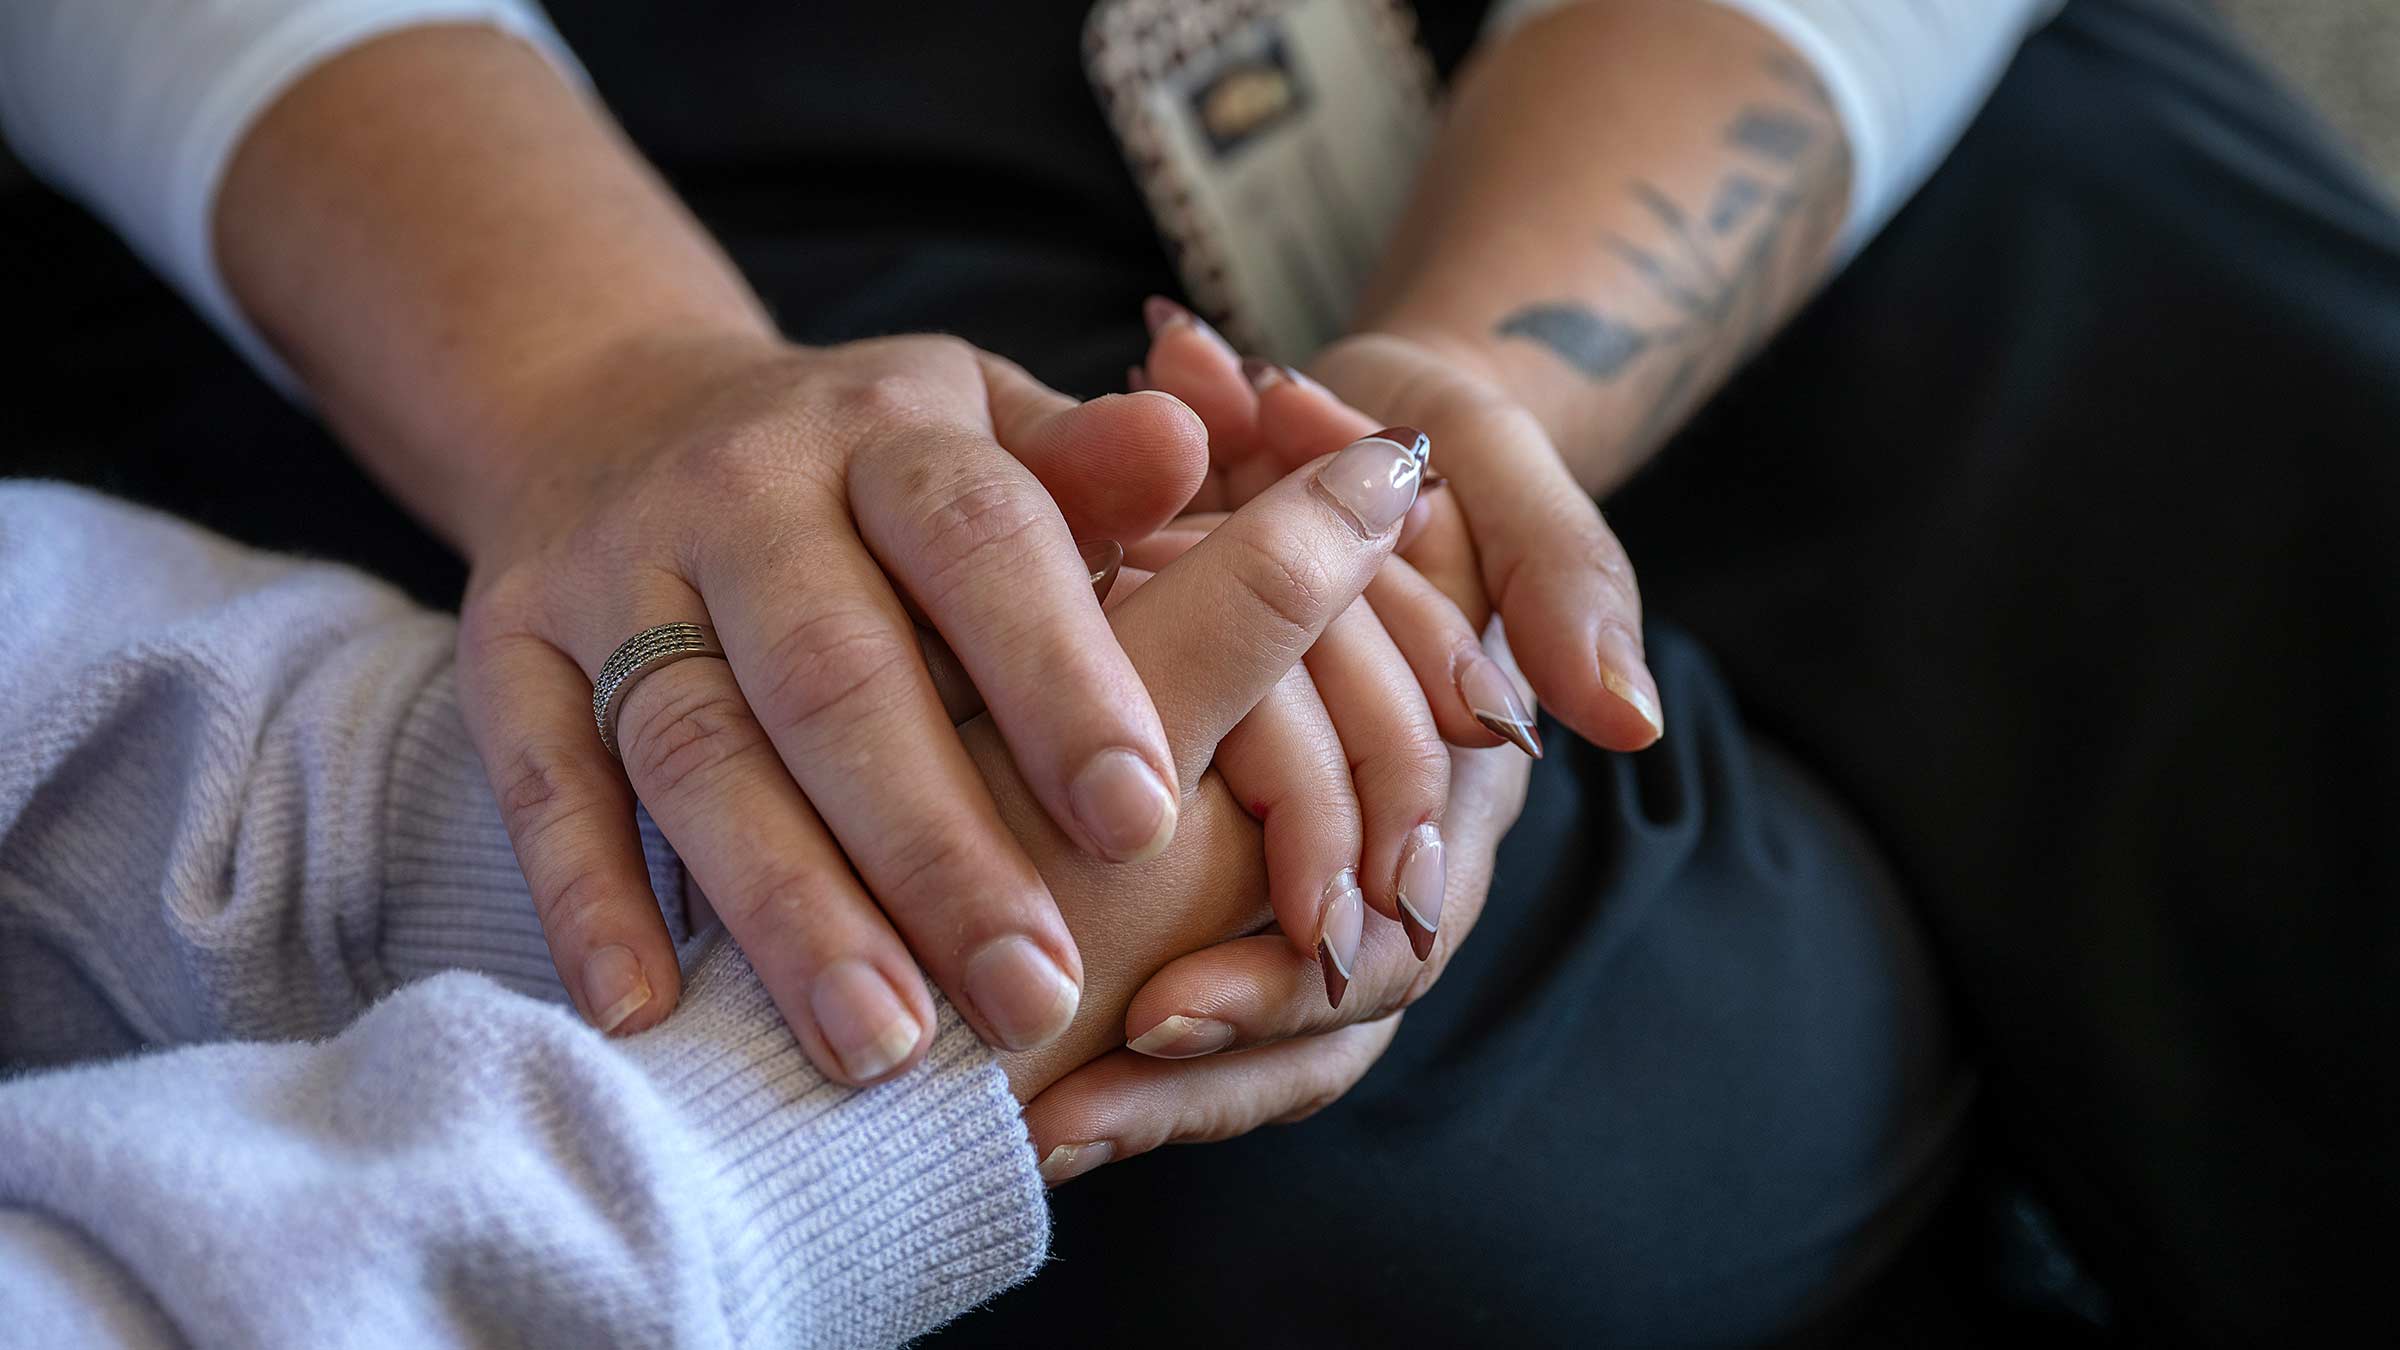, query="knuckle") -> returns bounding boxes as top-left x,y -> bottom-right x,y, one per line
619,676 -> 766,801
871,820 -> 987,915
910,476 -> 1050,605
712,863 -> 823,935
532,863 -> 623,939
835,370 -> 944,428
1367,729 -> 1451,808
1228,529 -> 1339,644
490,739 -> 594,844
751,605 -> 917,747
